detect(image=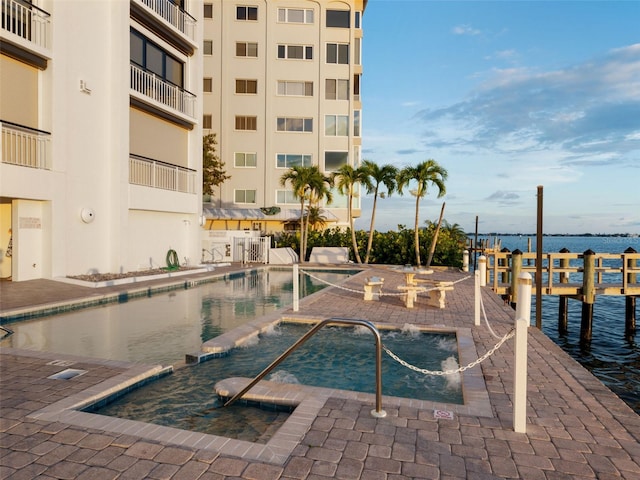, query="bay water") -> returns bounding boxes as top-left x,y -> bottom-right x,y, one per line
477,235 -> 640,414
